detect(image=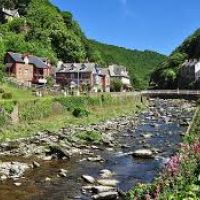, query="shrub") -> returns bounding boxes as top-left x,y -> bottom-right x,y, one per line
110,78 -> 123,92
72,107 -> 89,118
76,131 -> 102,143
0,88 -> 4,93
2,92 -> 12,99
